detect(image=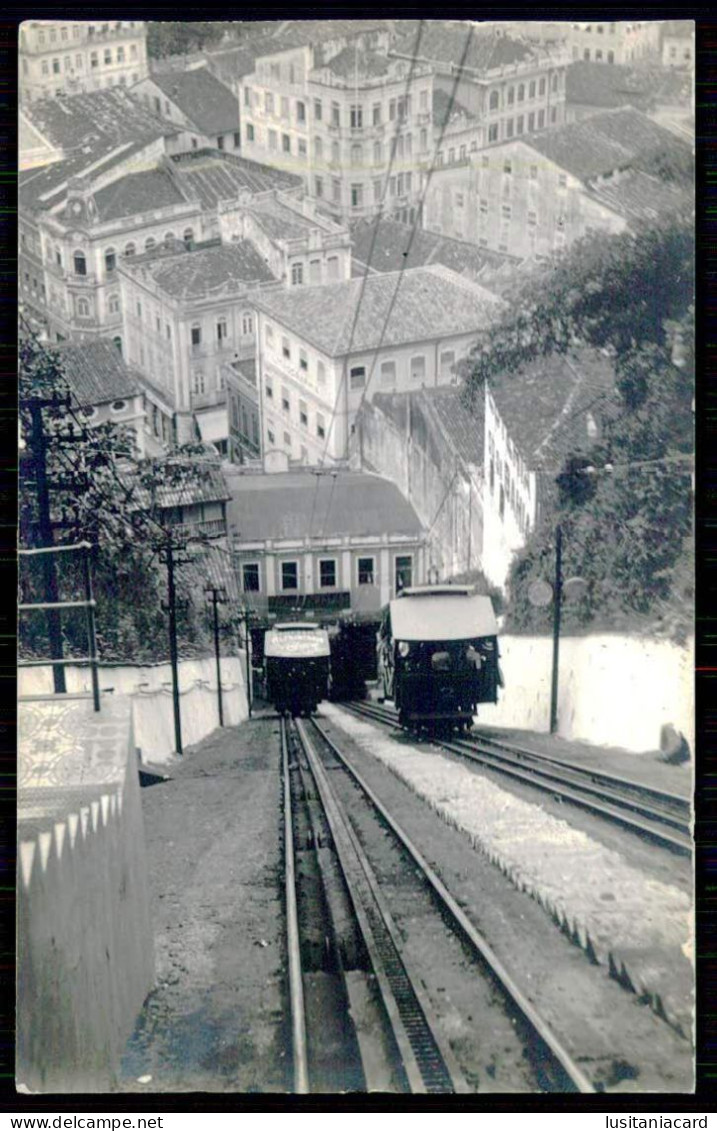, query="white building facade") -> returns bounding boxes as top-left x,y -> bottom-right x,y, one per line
20,20 -> 149,102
